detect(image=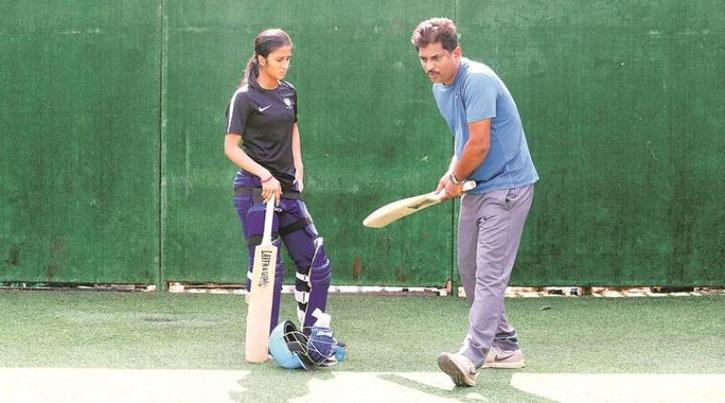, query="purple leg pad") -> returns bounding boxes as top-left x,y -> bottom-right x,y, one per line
234,190 -> 332,335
